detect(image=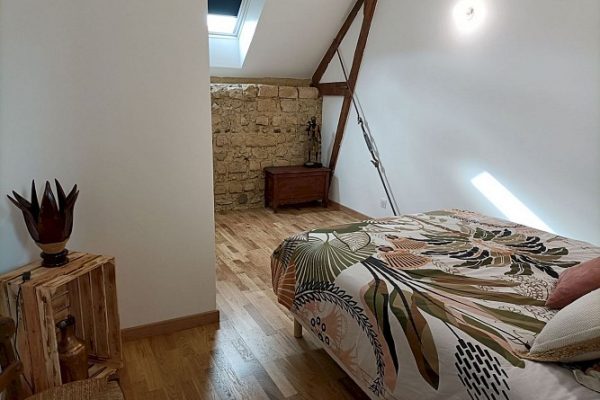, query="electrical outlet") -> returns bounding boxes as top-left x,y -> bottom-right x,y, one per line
379,198 -> 388,209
